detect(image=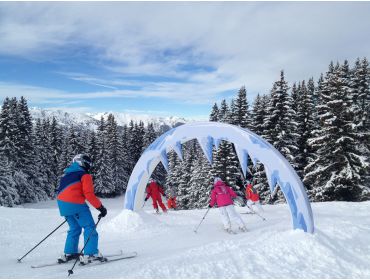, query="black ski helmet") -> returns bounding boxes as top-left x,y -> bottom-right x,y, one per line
73,154 -> 93,171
